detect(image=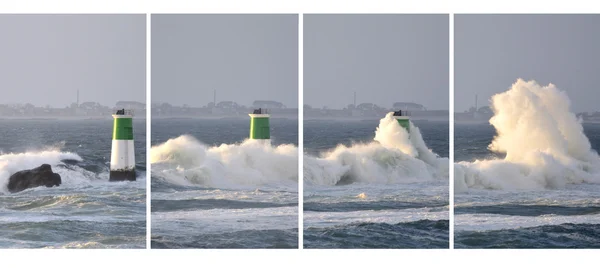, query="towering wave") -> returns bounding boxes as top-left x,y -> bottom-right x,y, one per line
304,112 -> 448,186
455,79 -> 600,192
150,135 -> 298,189
0,149 -> 84,193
